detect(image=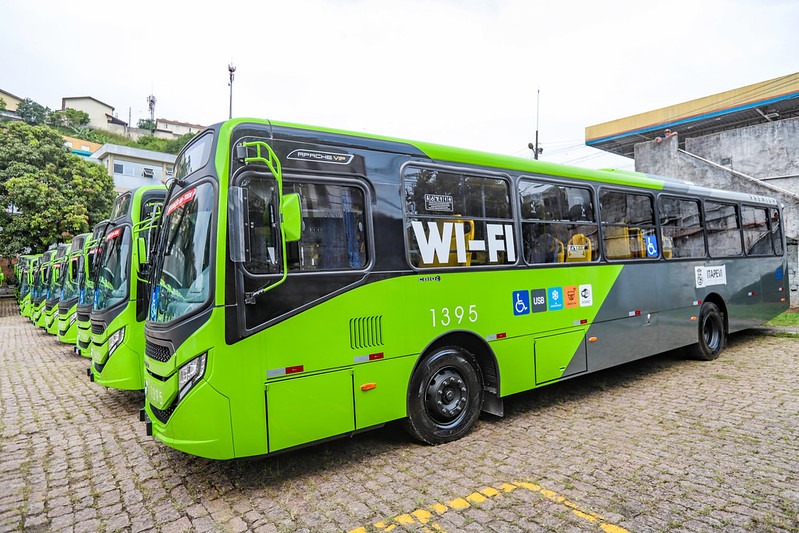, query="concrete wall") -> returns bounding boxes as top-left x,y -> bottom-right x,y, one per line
634,123 -> 799,306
